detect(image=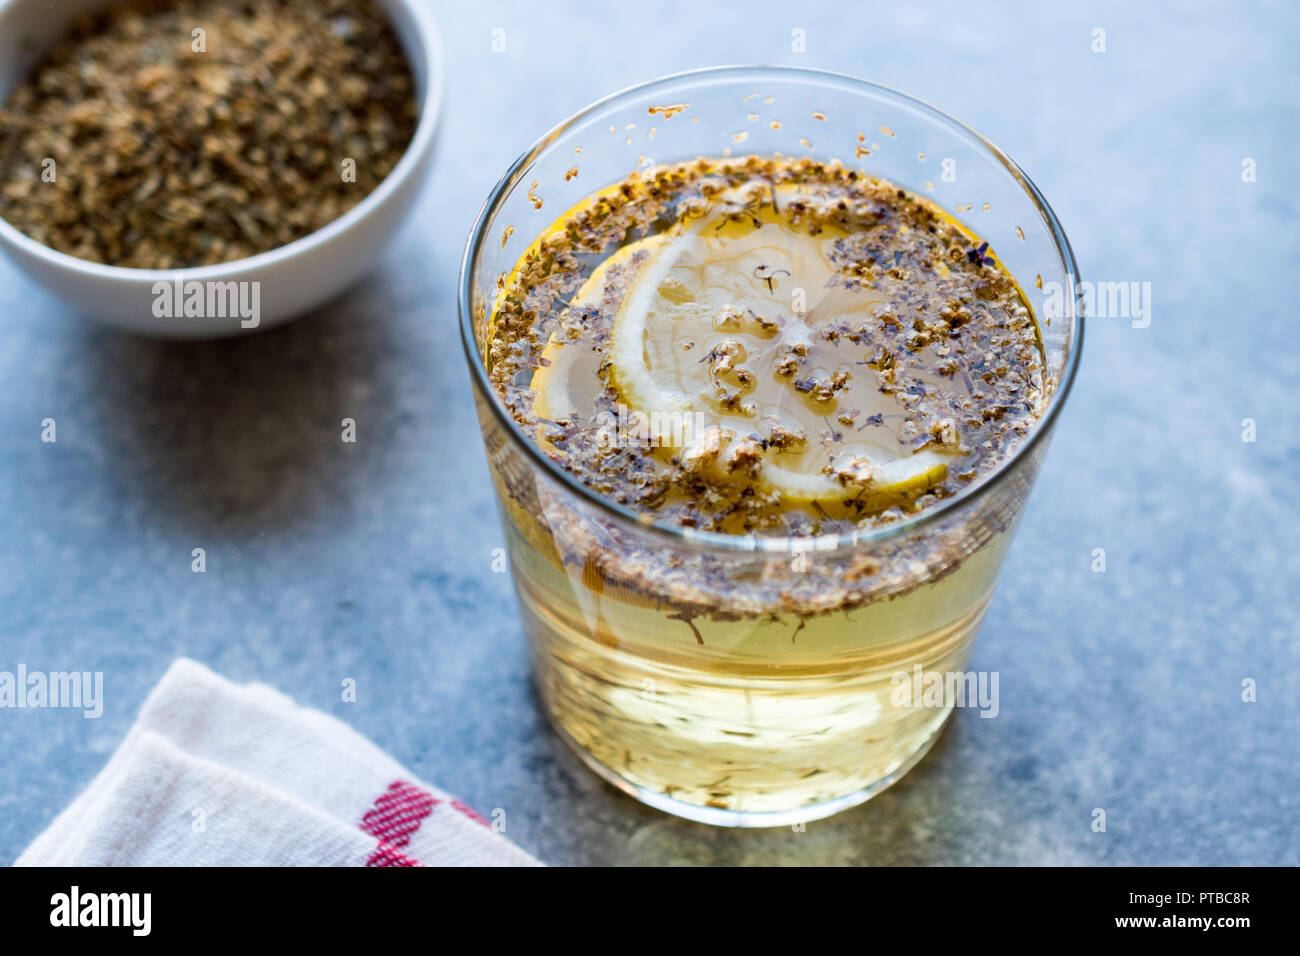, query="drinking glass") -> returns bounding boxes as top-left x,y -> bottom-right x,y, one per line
459,66 -> 1082,826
